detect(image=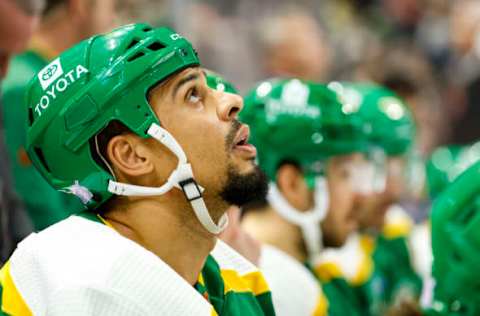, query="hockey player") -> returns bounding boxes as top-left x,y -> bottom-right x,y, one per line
240,78 -> 374,316
414,142 -> 480,309
426,142 -> 480,202
424,160 -> 480,316
0,24 -> 275,315
325,82 -> 422,316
